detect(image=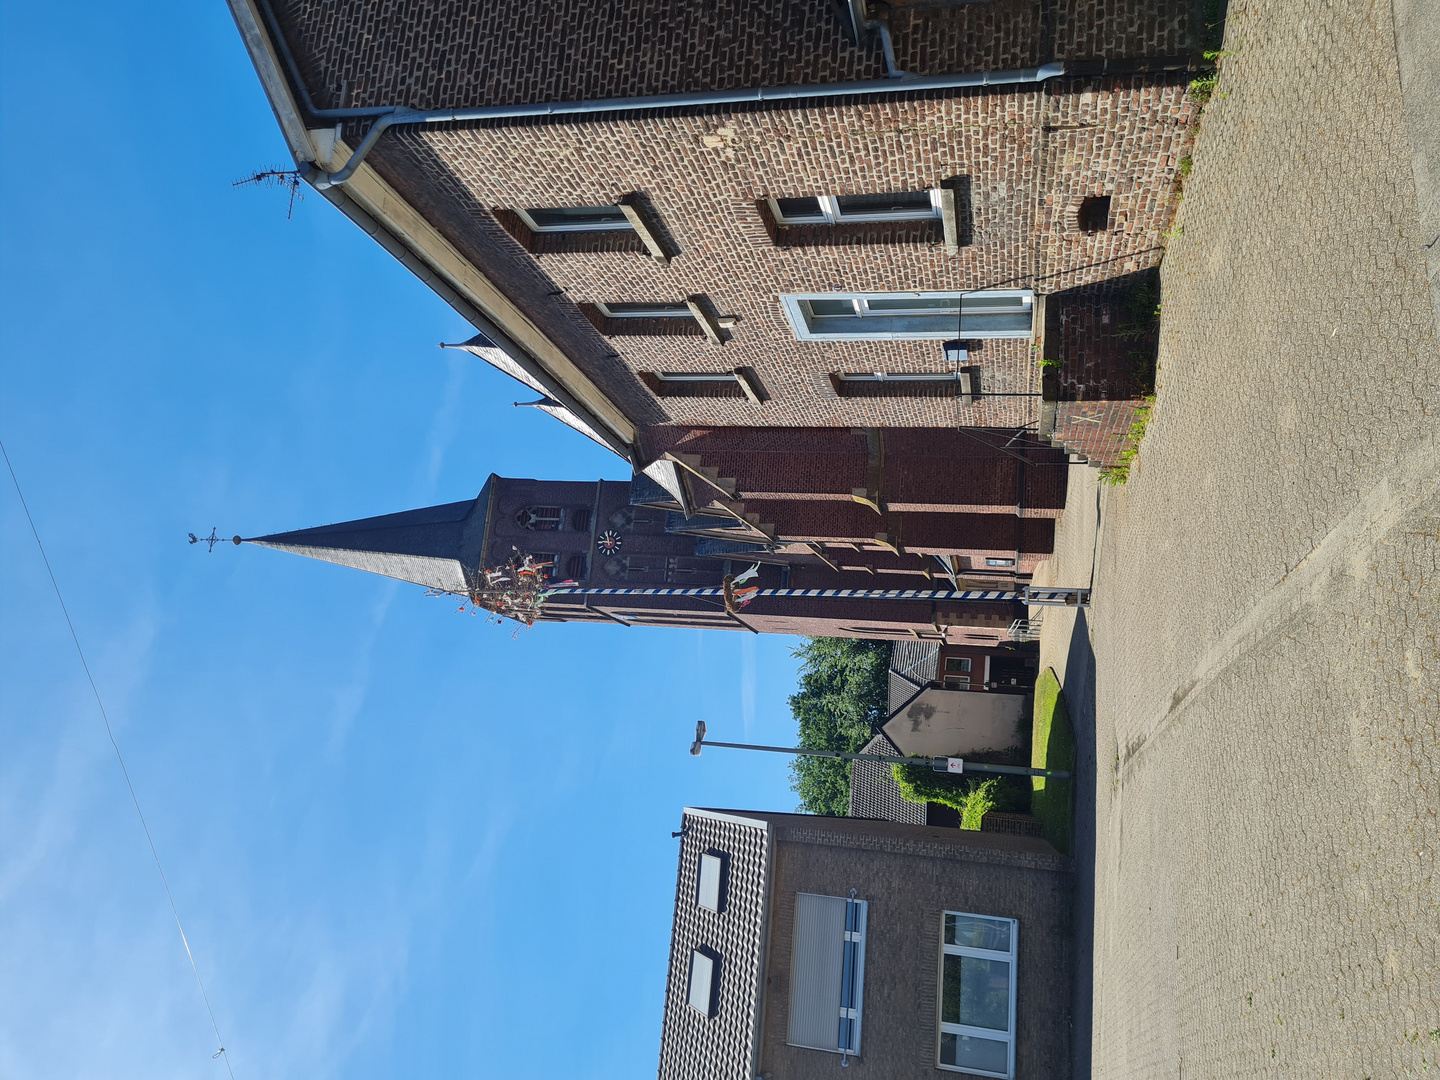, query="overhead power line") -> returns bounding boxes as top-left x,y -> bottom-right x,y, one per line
1,439 -> 235,1078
